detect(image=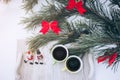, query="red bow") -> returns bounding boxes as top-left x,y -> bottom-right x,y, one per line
65,0 -> 86,15
39,20 -> 60,35
97,53 -> 117,66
